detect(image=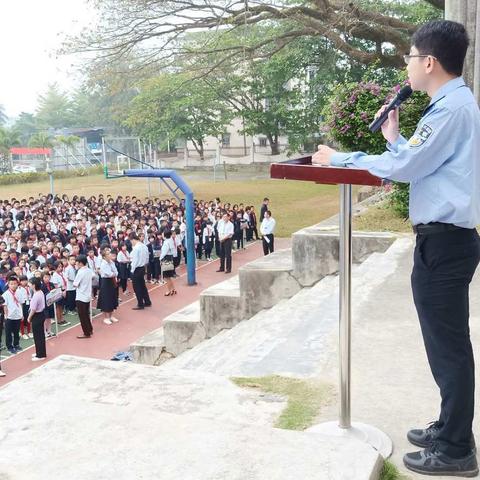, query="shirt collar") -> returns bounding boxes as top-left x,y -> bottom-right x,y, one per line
428,76 -> 466,107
